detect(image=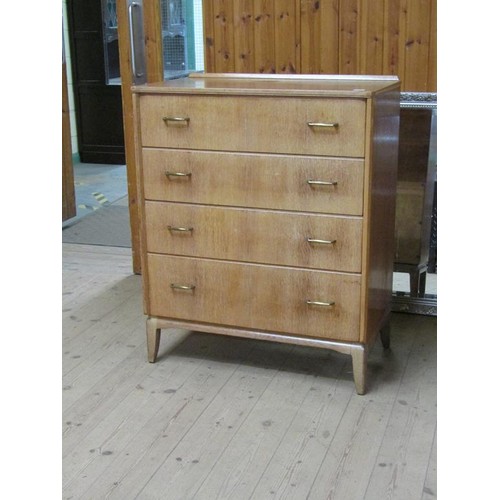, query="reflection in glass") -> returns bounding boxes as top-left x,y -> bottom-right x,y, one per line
160,0 -> 204,79
101,0 -> 204,84
102,0 -> 121,85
